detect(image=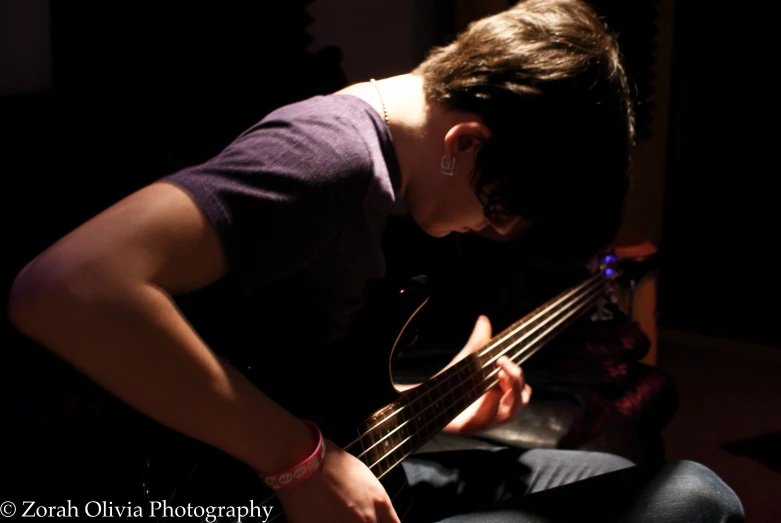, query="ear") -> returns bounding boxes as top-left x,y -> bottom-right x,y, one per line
443,121 -> 492,159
